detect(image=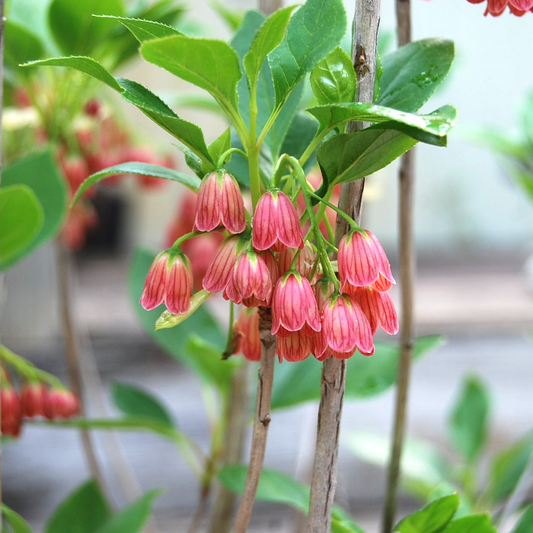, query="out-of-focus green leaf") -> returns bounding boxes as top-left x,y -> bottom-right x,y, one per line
448,376 -> 490,464
377,38 -> 454,113
271,336 -> 444,410
0,185 -> 43,270
111,382 -> 174,428
99,15 -> 180,42
2,505 -> 34,533
512,504 -> 533,533
71,162 -> 200,206
310,47 -> 356,105
2,151 -> 66,268
209,0 -> 243,31
394,494 -> 459,533
487,432 -> 533,503
96,490 -> 162,533
45,480 -> 111,533
4,21 -> 44,70
441,514 -> 497,533
48,0 -> 124,55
